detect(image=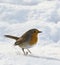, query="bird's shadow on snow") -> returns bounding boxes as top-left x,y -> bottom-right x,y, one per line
16,51 -> 60,61
27,54 -> 60,61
